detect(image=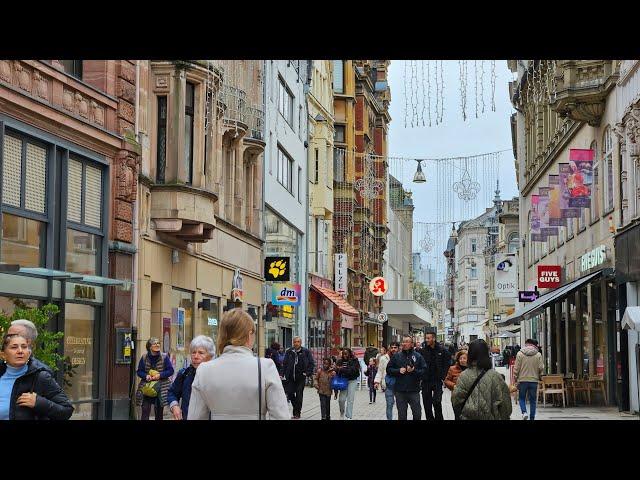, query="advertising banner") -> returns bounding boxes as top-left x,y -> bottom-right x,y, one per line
567,149 -> 594,208
531,195 -> 547,242
495,253 -> 518,299
539,187 -> 558,236
548,175 -> 566,226
559,163 -> 581,218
